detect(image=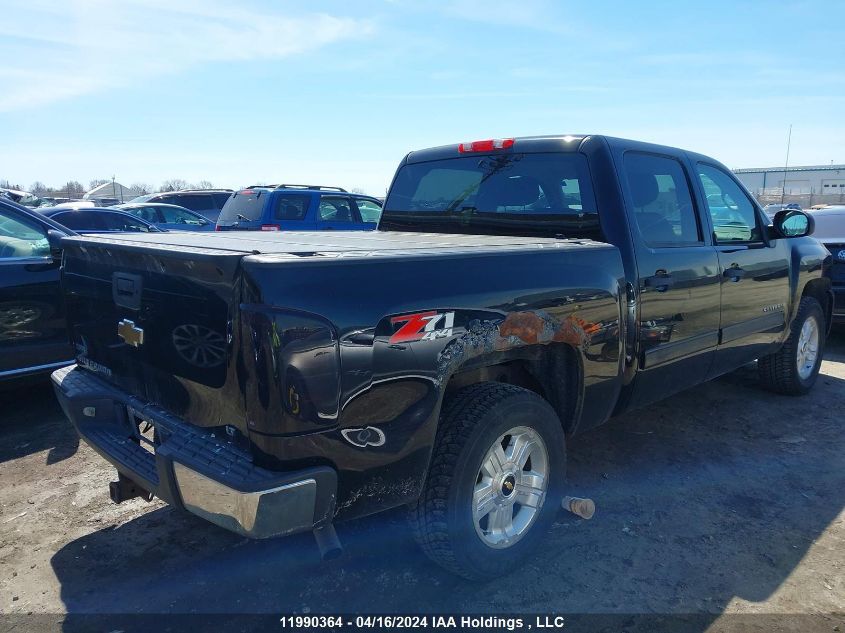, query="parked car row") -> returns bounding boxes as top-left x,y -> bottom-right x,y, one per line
19,185 -> 385,235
